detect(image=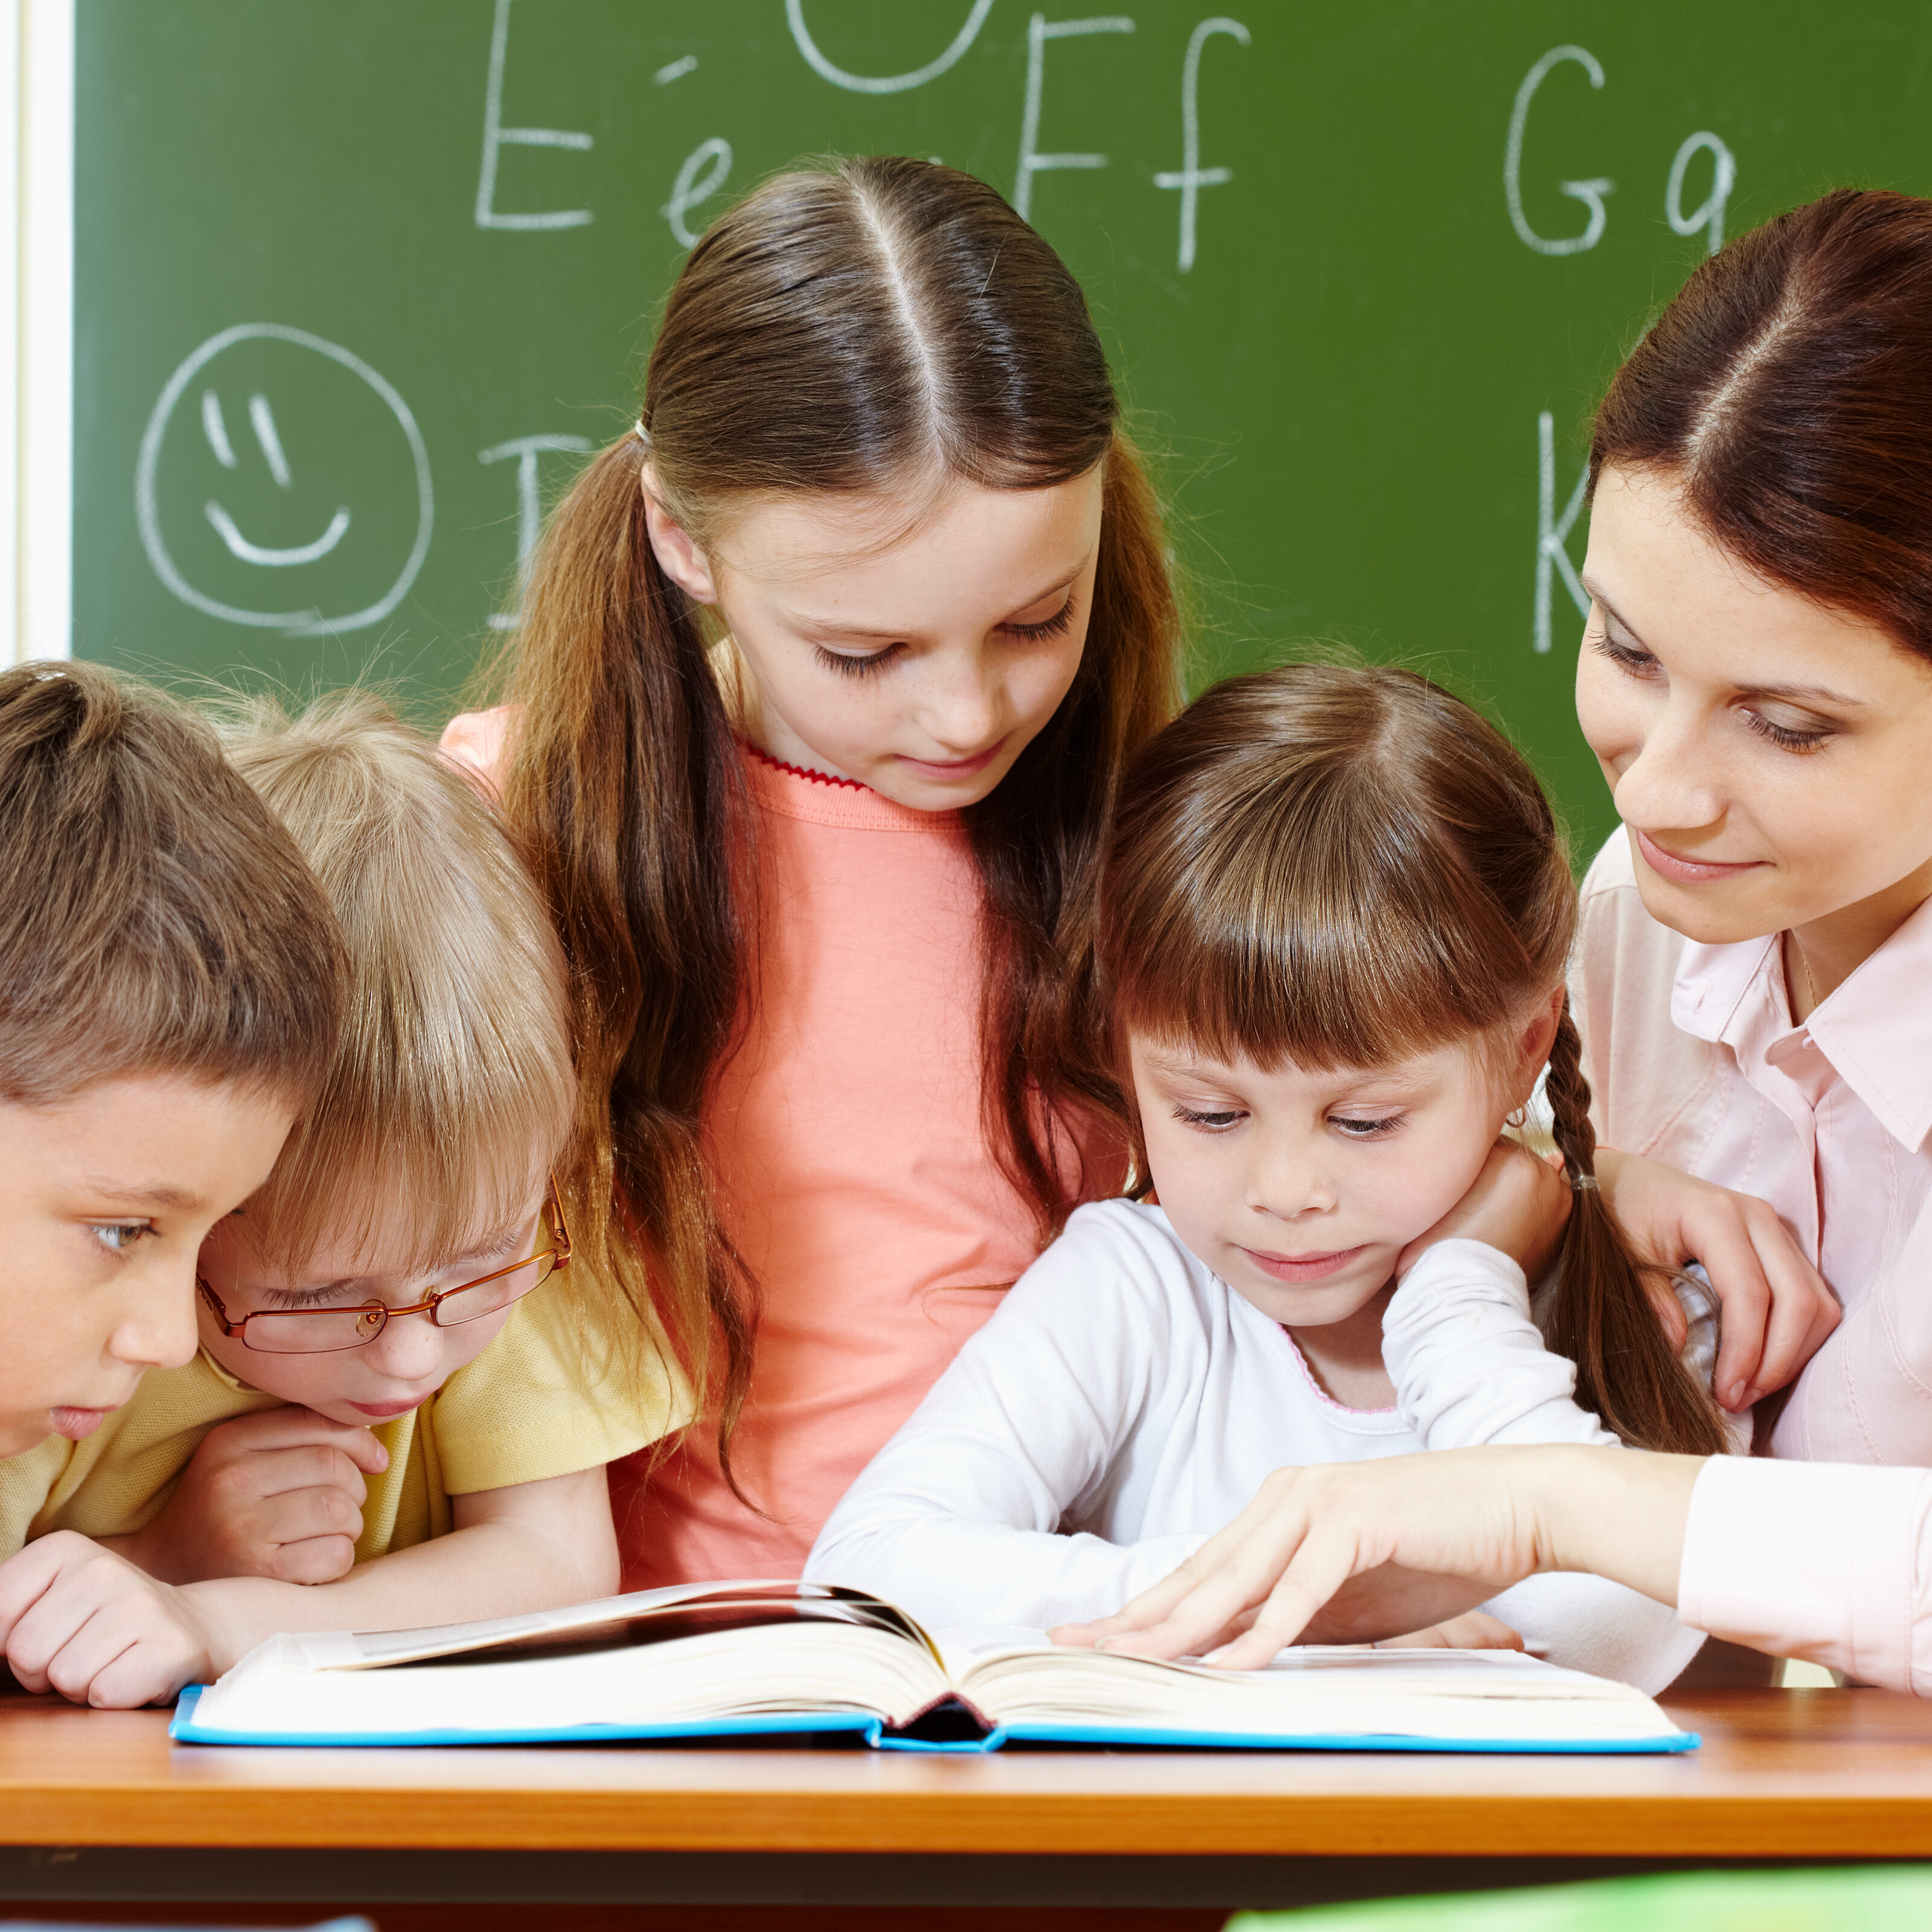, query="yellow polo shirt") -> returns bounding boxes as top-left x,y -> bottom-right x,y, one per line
0,1288 -> 691,1564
